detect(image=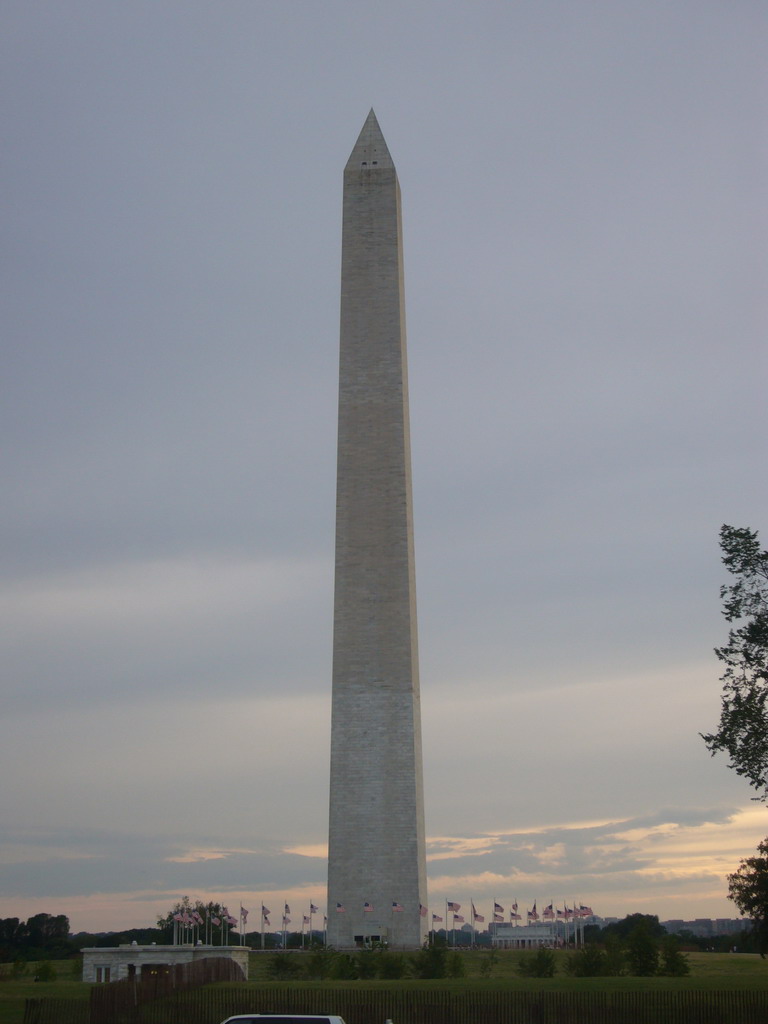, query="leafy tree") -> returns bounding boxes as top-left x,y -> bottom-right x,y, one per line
377,950 -> 409,979
566,944 -> 608,977
727,835 -> 768,954
355,946 -> 378,979
516,948 -> 556,978
412,940 -> 448,979
34,961 -> 56,982
602,936 -> 626,977
328,952 -> 358,979
305,944 -> 336,979
601,913 -> 666,942
659,935 -> 690,976
10,959 -> 27,980
157,897 -> 233,943
266,953 -> 303,979
0,914 -> 72,961
477,948 -> 498,977
626,922 -> 659,976
446,950 -> 465,977
702,525 -> 768,796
